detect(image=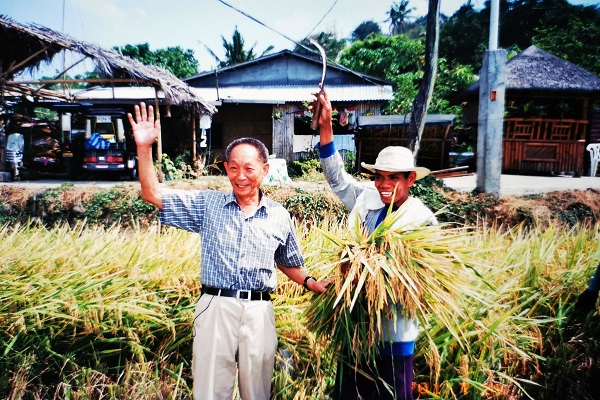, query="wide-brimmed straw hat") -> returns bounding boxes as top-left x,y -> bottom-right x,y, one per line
361,146 -> 430,180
